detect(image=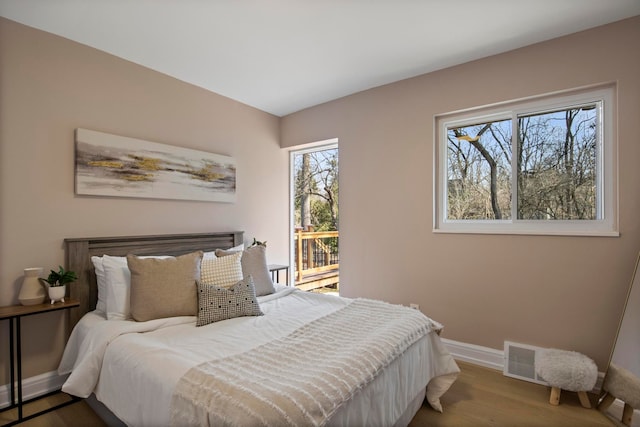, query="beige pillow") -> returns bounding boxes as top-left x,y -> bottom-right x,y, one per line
127,251 -> 203,322
215,245 -> 275,296
196,276 -> 263,326
200,251 -> 243,287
